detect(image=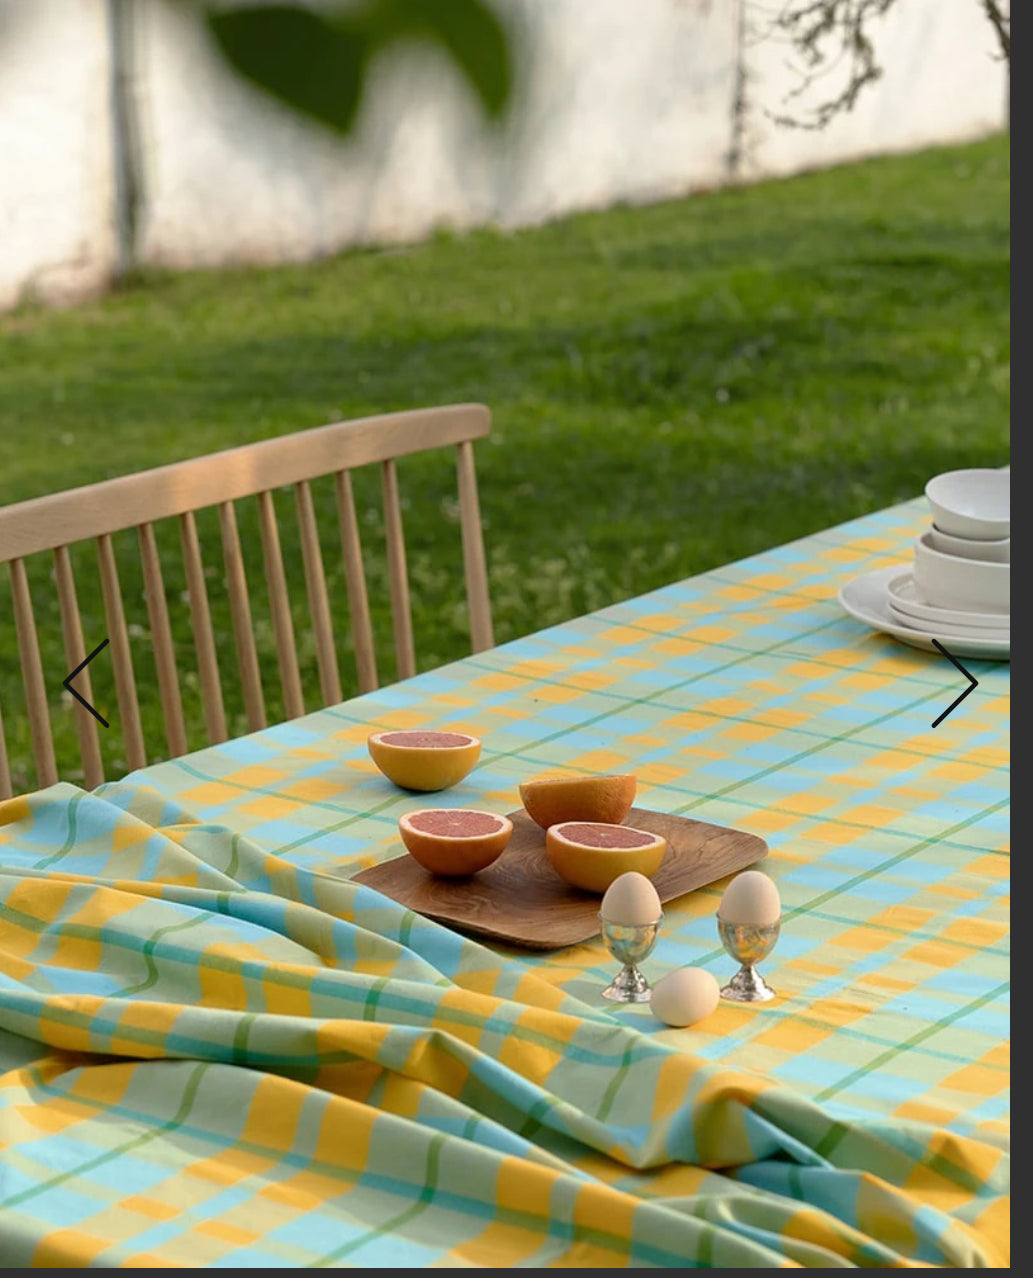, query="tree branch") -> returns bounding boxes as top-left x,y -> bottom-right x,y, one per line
761,0 -> 894,131
981,0 -> 1010,61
